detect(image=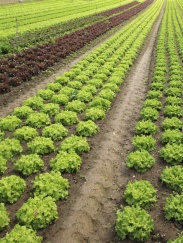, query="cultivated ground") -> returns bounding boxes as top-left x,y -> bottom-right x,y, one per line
0,2 -> 181,242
